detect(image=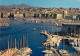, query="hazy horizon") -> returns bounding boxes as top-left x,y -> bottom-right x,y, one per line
0,0 -> 80,8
